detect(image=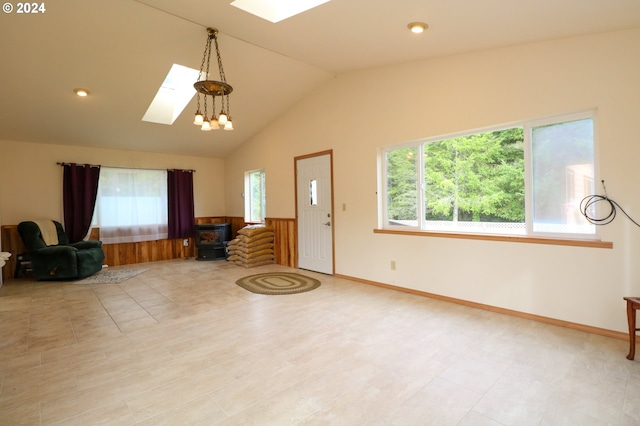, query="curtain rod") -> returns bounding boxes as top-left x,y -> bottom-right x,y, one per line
56,162 -> 195,173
